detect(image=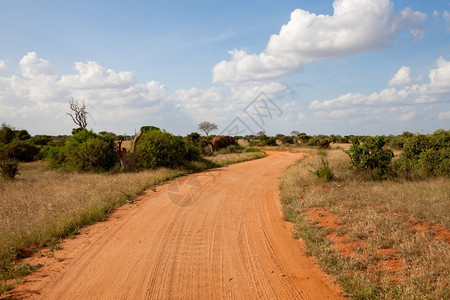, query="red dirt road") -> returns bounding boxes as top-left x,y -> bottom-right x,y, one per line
6,152 -> 343,299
